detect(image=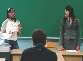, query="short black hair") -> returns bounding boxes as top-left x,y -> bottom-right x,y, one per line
32,29 -> 47,45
